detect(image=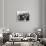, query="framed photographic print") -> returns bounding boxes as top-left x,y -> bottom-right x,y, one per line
17,11 -> 30,21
